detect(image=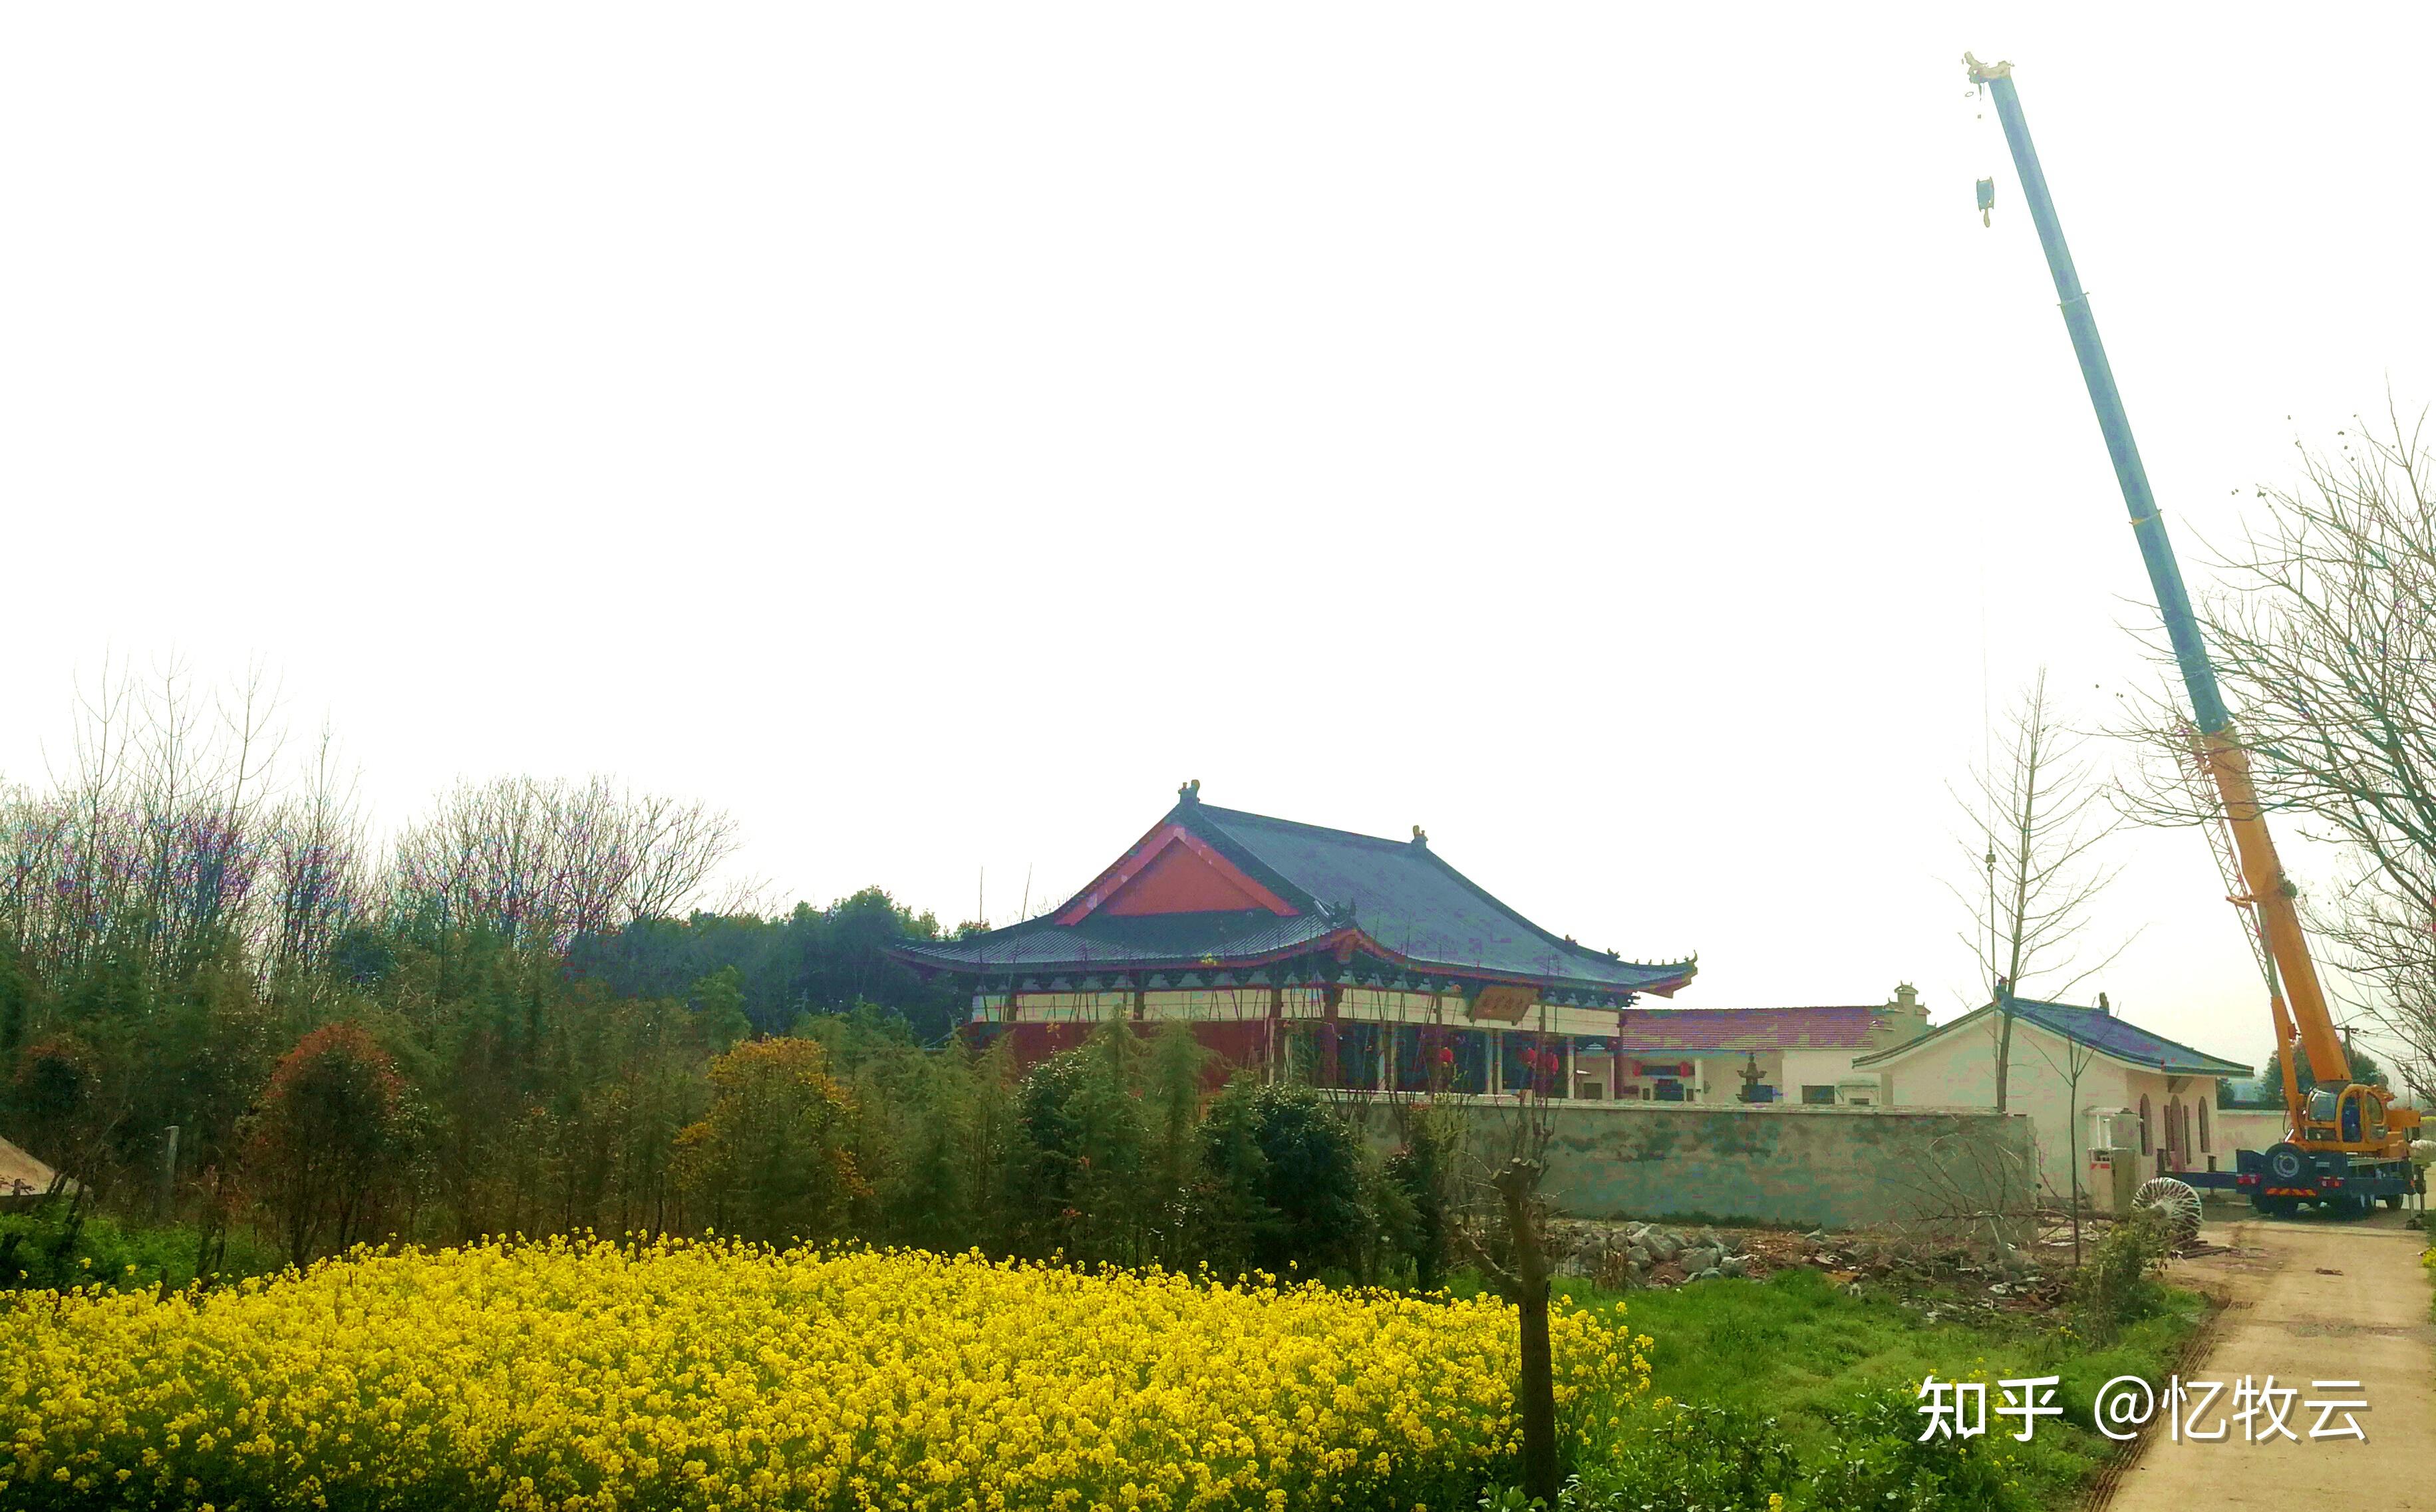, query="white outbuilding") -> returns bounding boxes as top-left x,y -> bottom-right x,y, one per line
1853,995 -> 2252,1203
